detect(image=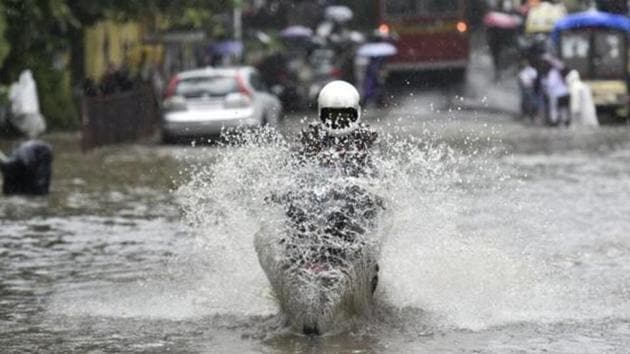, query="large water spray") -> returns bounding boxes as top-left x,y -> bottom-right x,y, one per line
175,127 -> 555,333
